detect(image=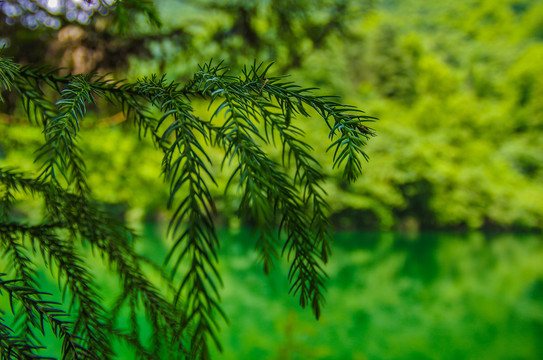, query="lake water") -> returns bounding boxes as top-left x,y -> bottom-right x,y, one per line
6,229 -> 542,359
203,230 -> 543,360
